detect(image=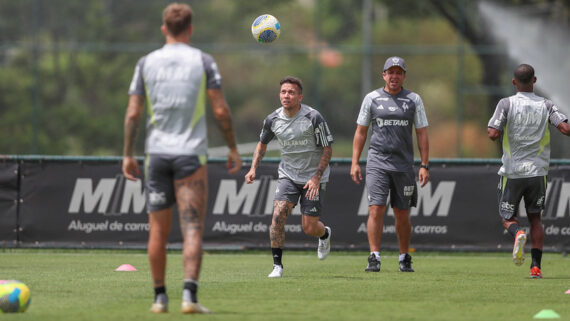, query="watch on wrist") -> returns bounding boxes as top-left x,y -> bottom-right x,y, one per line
420,164 -> 429,170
